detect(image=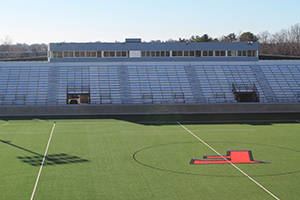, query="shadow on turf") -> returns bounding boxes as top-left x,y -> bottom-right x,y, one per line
0,139 -> 89,167
113,115 -> 300,126
17,153 -> 89,166
1,113 -> 299,126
